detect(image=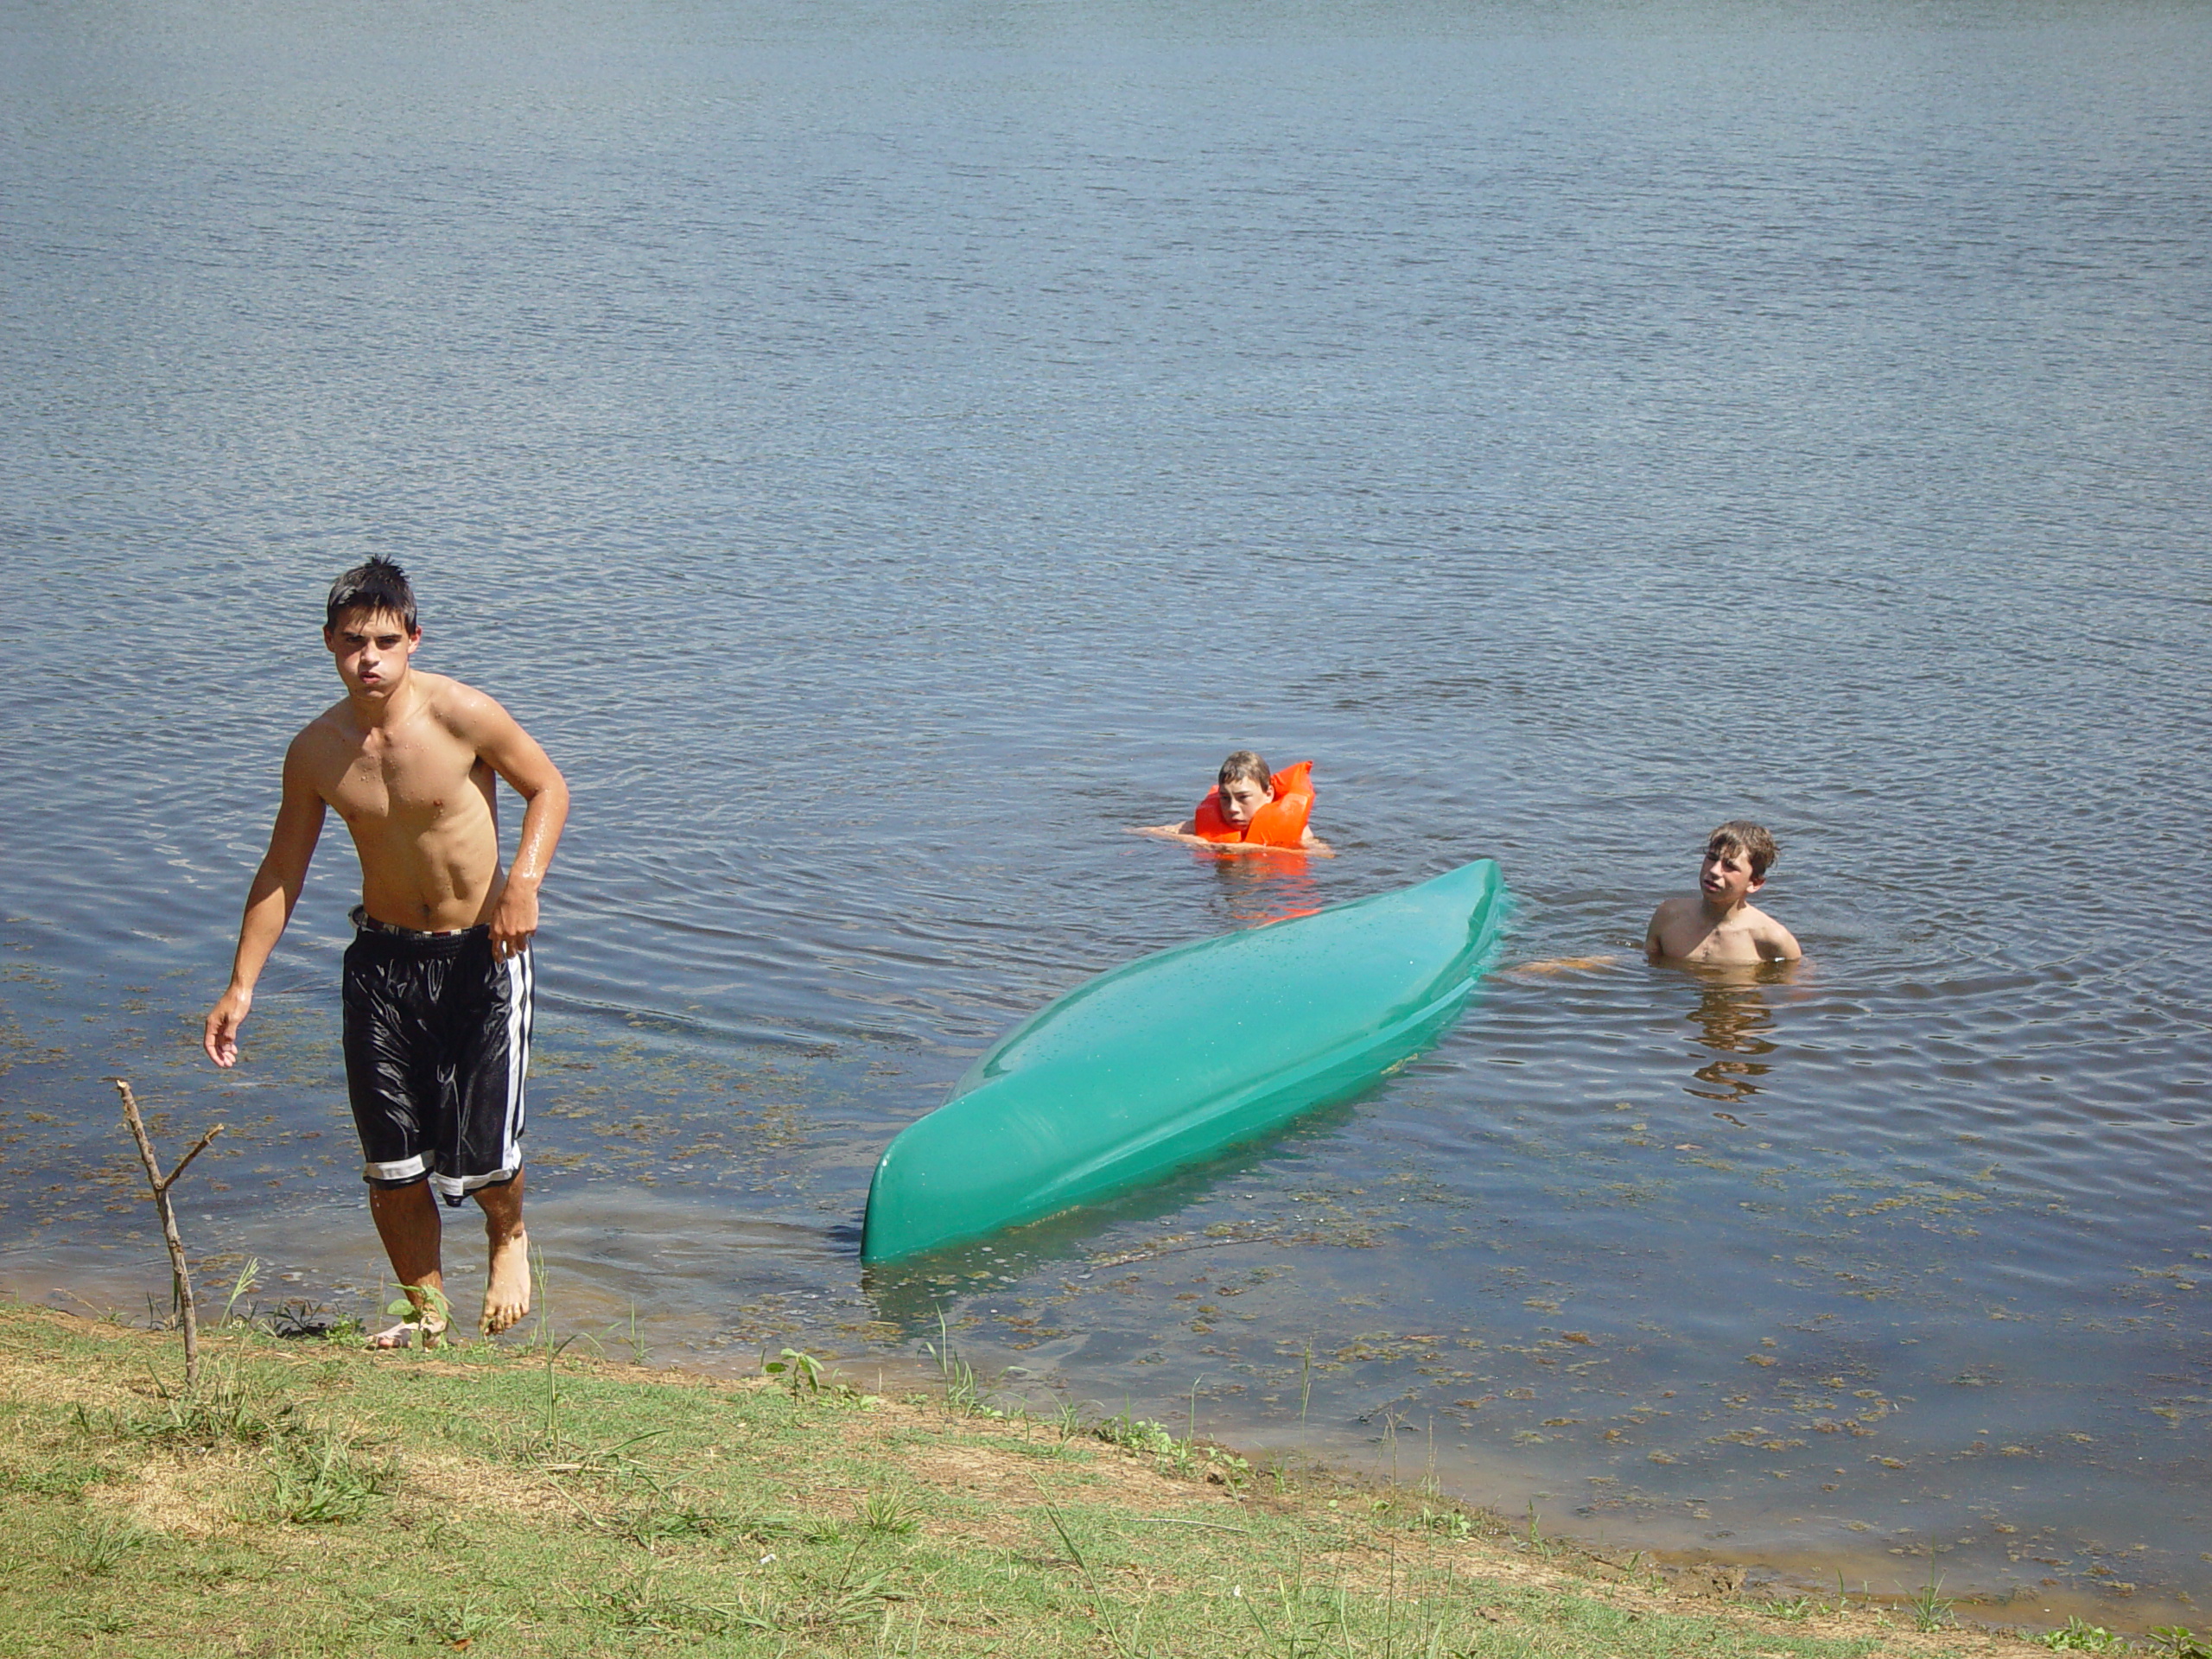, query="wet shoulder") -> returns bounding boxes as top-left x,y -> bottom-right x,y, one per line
418,672 -> 505,734
414,674 -> 505,749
